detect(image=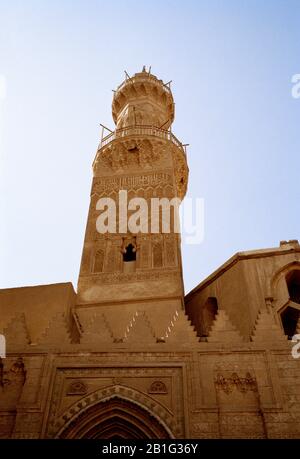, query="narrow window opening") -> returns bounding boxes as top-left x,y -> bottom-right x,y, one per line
123,244 -> 136,262
93,250 -> 104,273
153,242 -> 163,268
